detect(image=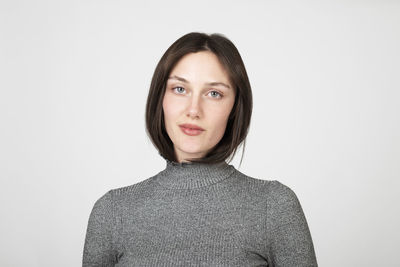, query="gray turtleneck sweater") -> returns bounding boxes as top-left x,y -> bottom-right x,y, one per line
82,159 -> 317,266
